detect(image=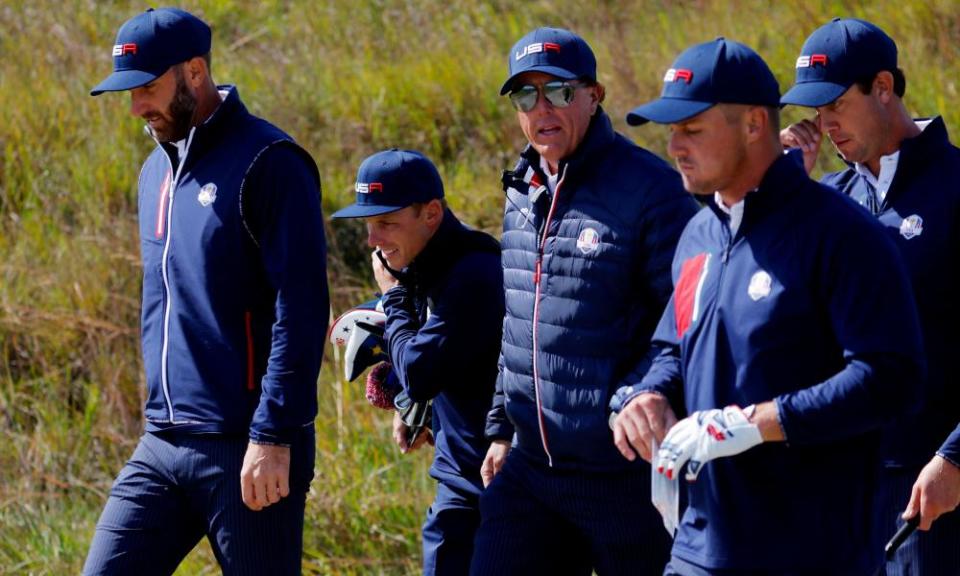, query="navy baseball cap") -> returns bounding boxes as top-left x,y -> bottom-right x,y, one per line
332,149 -> 444,219
781,18 -> 897,108
90,7 -> 212,96
626,38 -> 780,126
500,27 -> 597,95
